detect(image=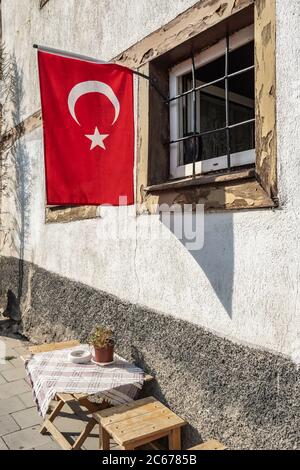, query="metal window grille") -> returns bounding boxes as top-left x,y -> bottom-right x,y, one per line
167,33 -> 255,177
